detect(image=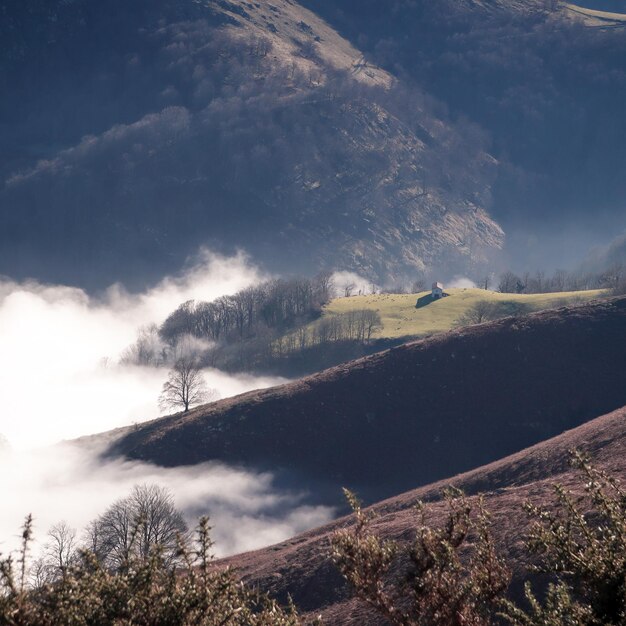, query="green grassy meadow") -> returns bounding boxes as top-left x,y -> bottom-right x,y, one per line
319,288 -> 607,339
